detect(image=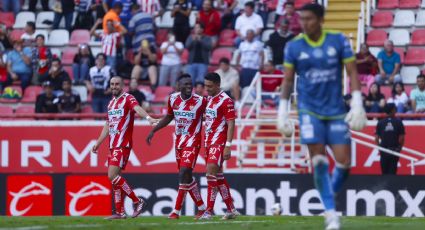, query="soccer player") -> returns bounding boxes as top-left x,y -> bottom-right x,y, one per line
146,74 -> 207,219
200,72 -> 240,220
277,4 -> 367,230
92,76 -> 158,219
